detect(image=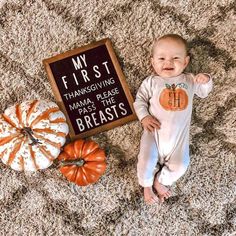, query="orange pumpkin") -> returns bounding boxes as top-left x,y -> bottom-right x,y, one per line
159,84 -> 188,111
58,139 -> 107,186
0,100 -> 69,171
